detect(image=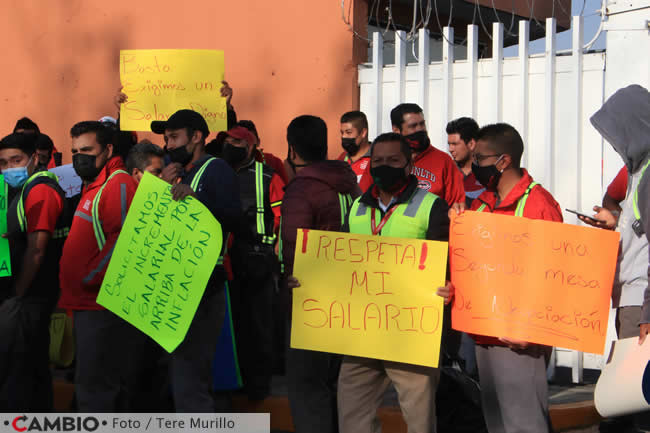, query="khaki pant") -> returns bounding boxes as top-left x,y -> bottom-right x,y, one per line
337,356 -> 440,433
